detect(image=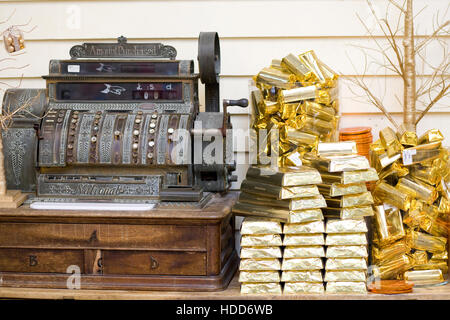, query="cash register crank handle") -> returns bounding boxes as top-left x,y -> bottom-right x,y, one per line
222,98 -> 249,134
